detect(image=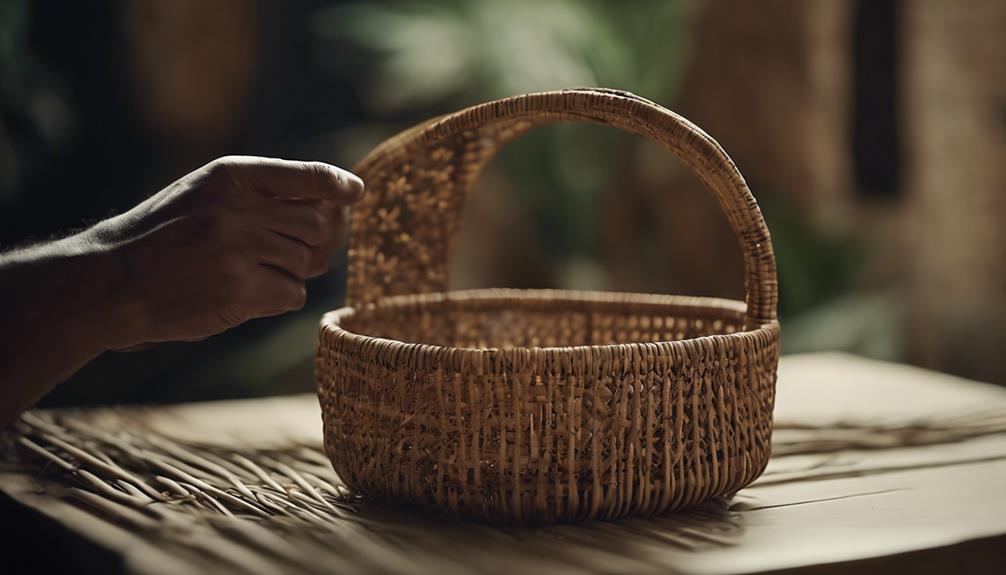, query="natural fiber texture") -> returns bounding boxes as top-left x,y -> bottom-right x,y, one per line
6,402 -> 1006,573
317,88 -> 782,525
